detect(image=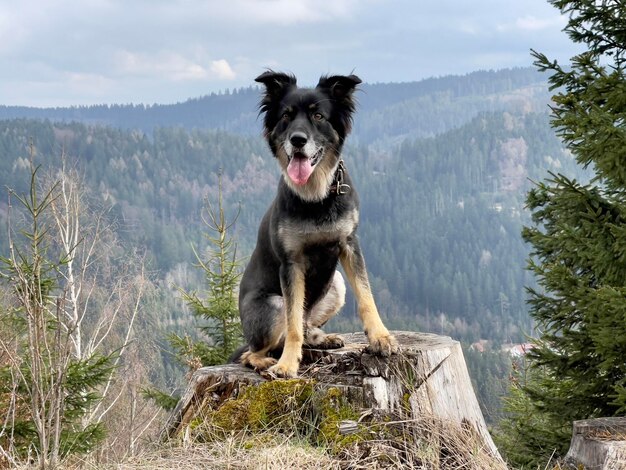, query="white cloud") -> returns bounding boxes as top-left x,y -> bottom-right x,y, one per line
497,14 -> 566,33
0,0 -> 581,106
114,51 -> 236,81
207,0 -> 362,25
67,72 -> 114,92
210,59 -> 236,80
